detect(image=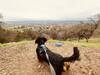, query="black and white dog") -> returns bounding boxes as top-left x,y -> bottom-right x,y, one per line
35,37 -> 80,75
